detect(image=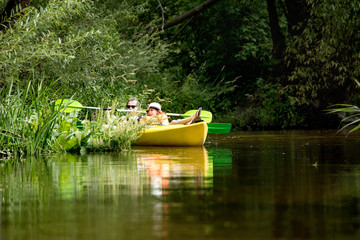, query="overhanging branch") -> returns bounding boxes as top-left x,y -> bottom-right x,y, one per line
133,0 -> 221,41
